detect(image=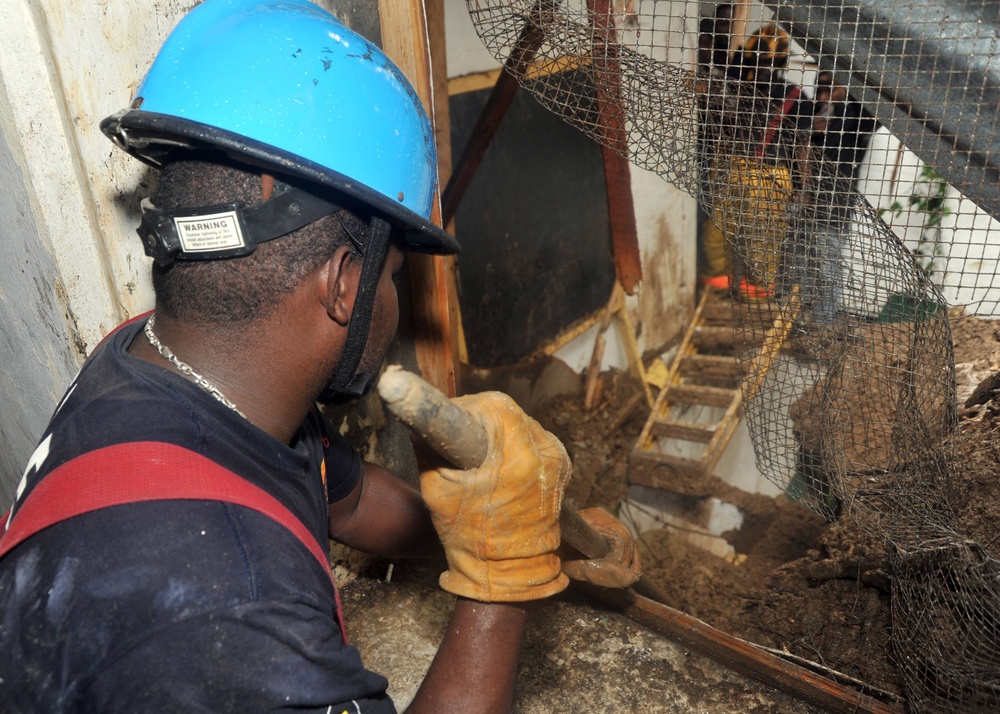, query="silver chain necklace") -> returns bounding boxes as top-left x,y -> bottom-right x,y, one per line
144,314 -> 247,419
